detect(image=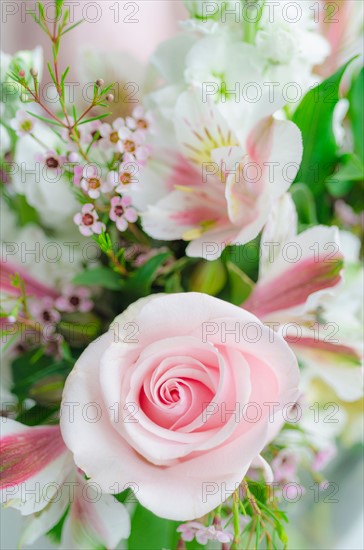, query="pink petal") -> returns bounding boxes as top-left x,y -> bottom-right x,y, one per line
111,196 -> 120,207
93,222 -> 106,234
82,203 -> 94,213
1,420 -> 72,514
116,217 -> 128,232
125,208 -> 138,223
80,226 -> 93,237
